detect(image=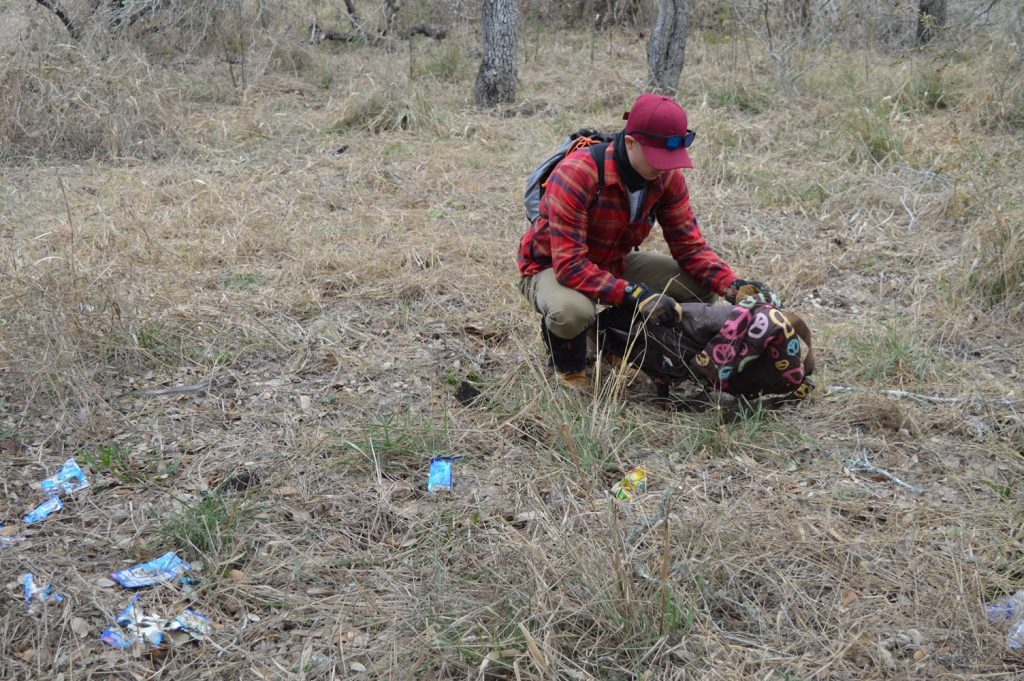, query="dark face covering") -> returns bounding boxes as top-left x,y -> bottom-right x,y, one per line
614,132 -> 648,193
